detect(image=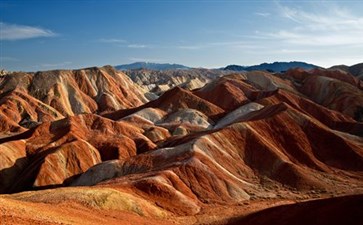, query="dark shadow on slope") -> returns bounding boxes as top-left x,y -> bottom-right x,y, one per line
228,194 -> 363,225
0,156 -> 28,194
